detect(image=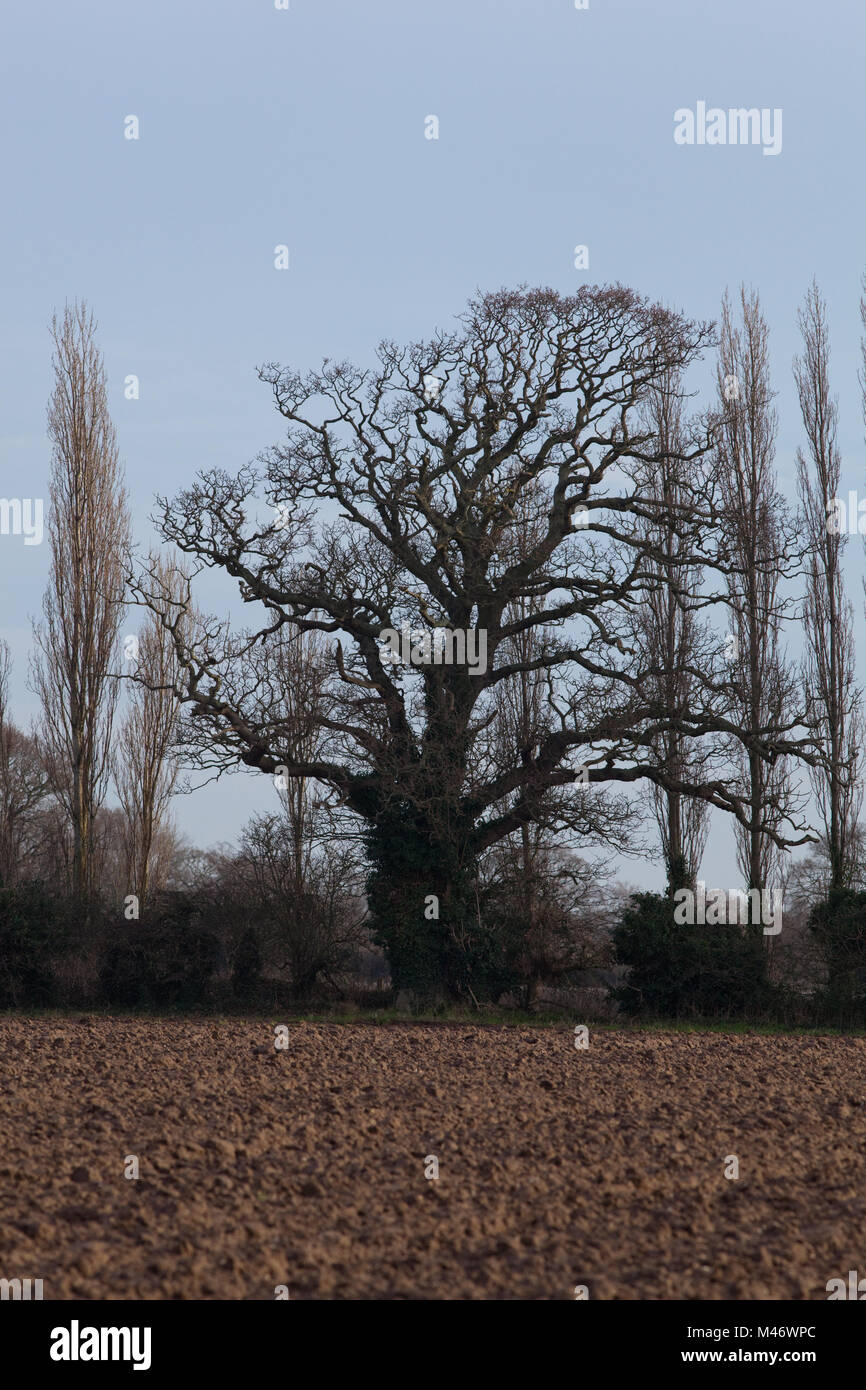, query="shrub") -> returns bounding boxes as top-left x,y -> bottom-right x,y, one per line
231,926 -> 263,1001
99,893 -> 219,1008
612,890 -> 772,1019
808,888 -> 866,1023
0,881 -> 62,1006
